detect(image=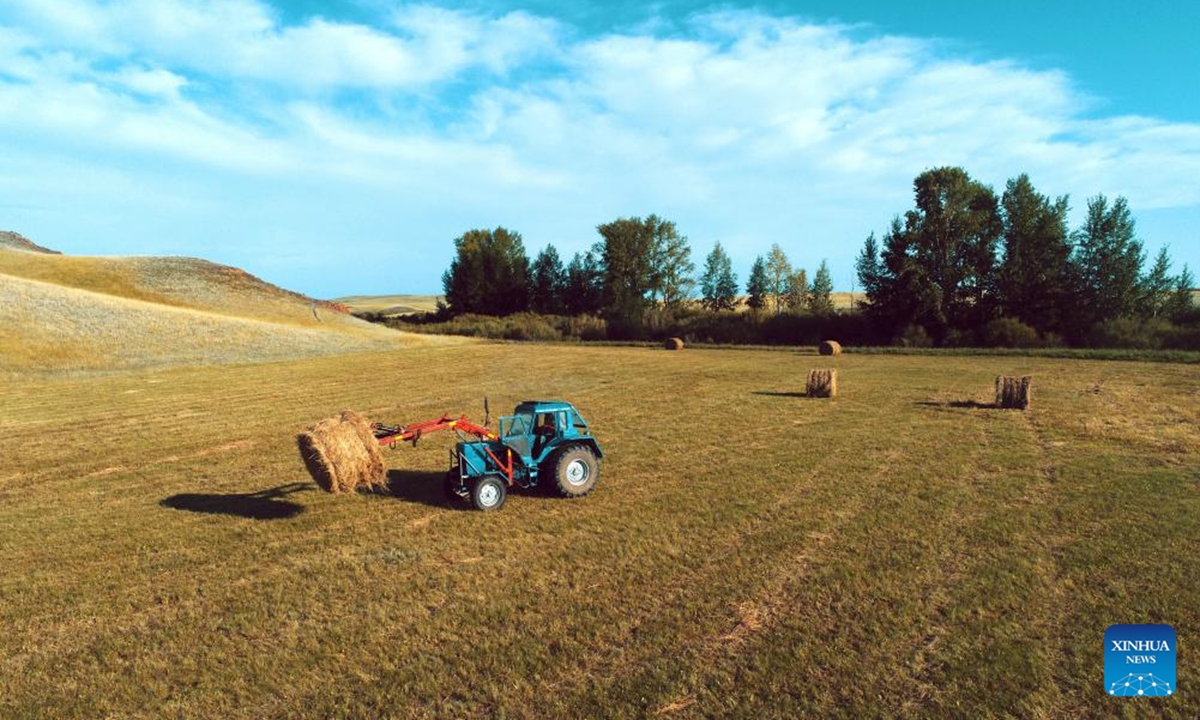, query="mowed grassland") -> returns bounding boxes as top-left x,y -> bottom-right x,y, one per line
1,344 -> 1197,718
336,294 -> 444,316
